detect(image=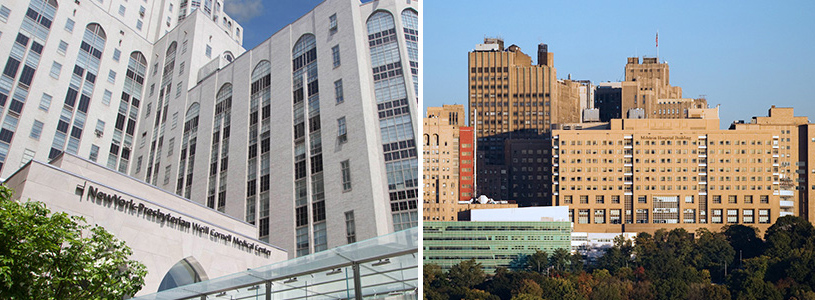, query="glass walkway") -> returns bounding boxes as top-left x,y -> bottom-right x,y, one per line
133,228 -> 418,300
